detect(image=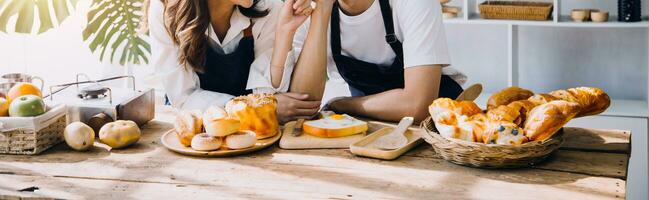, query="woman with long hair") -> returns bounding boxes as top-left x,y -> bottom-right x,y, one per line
149,0 -> 319,123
